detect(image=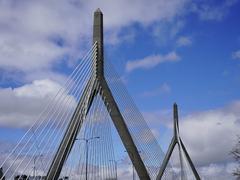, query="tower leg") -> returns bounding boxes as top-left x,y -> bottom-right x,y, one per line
156,137 -> 176,180
179,139 -> 201,180
177,141 -> 185,180
46,78 -> 96,180
100,79 -> 150,180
